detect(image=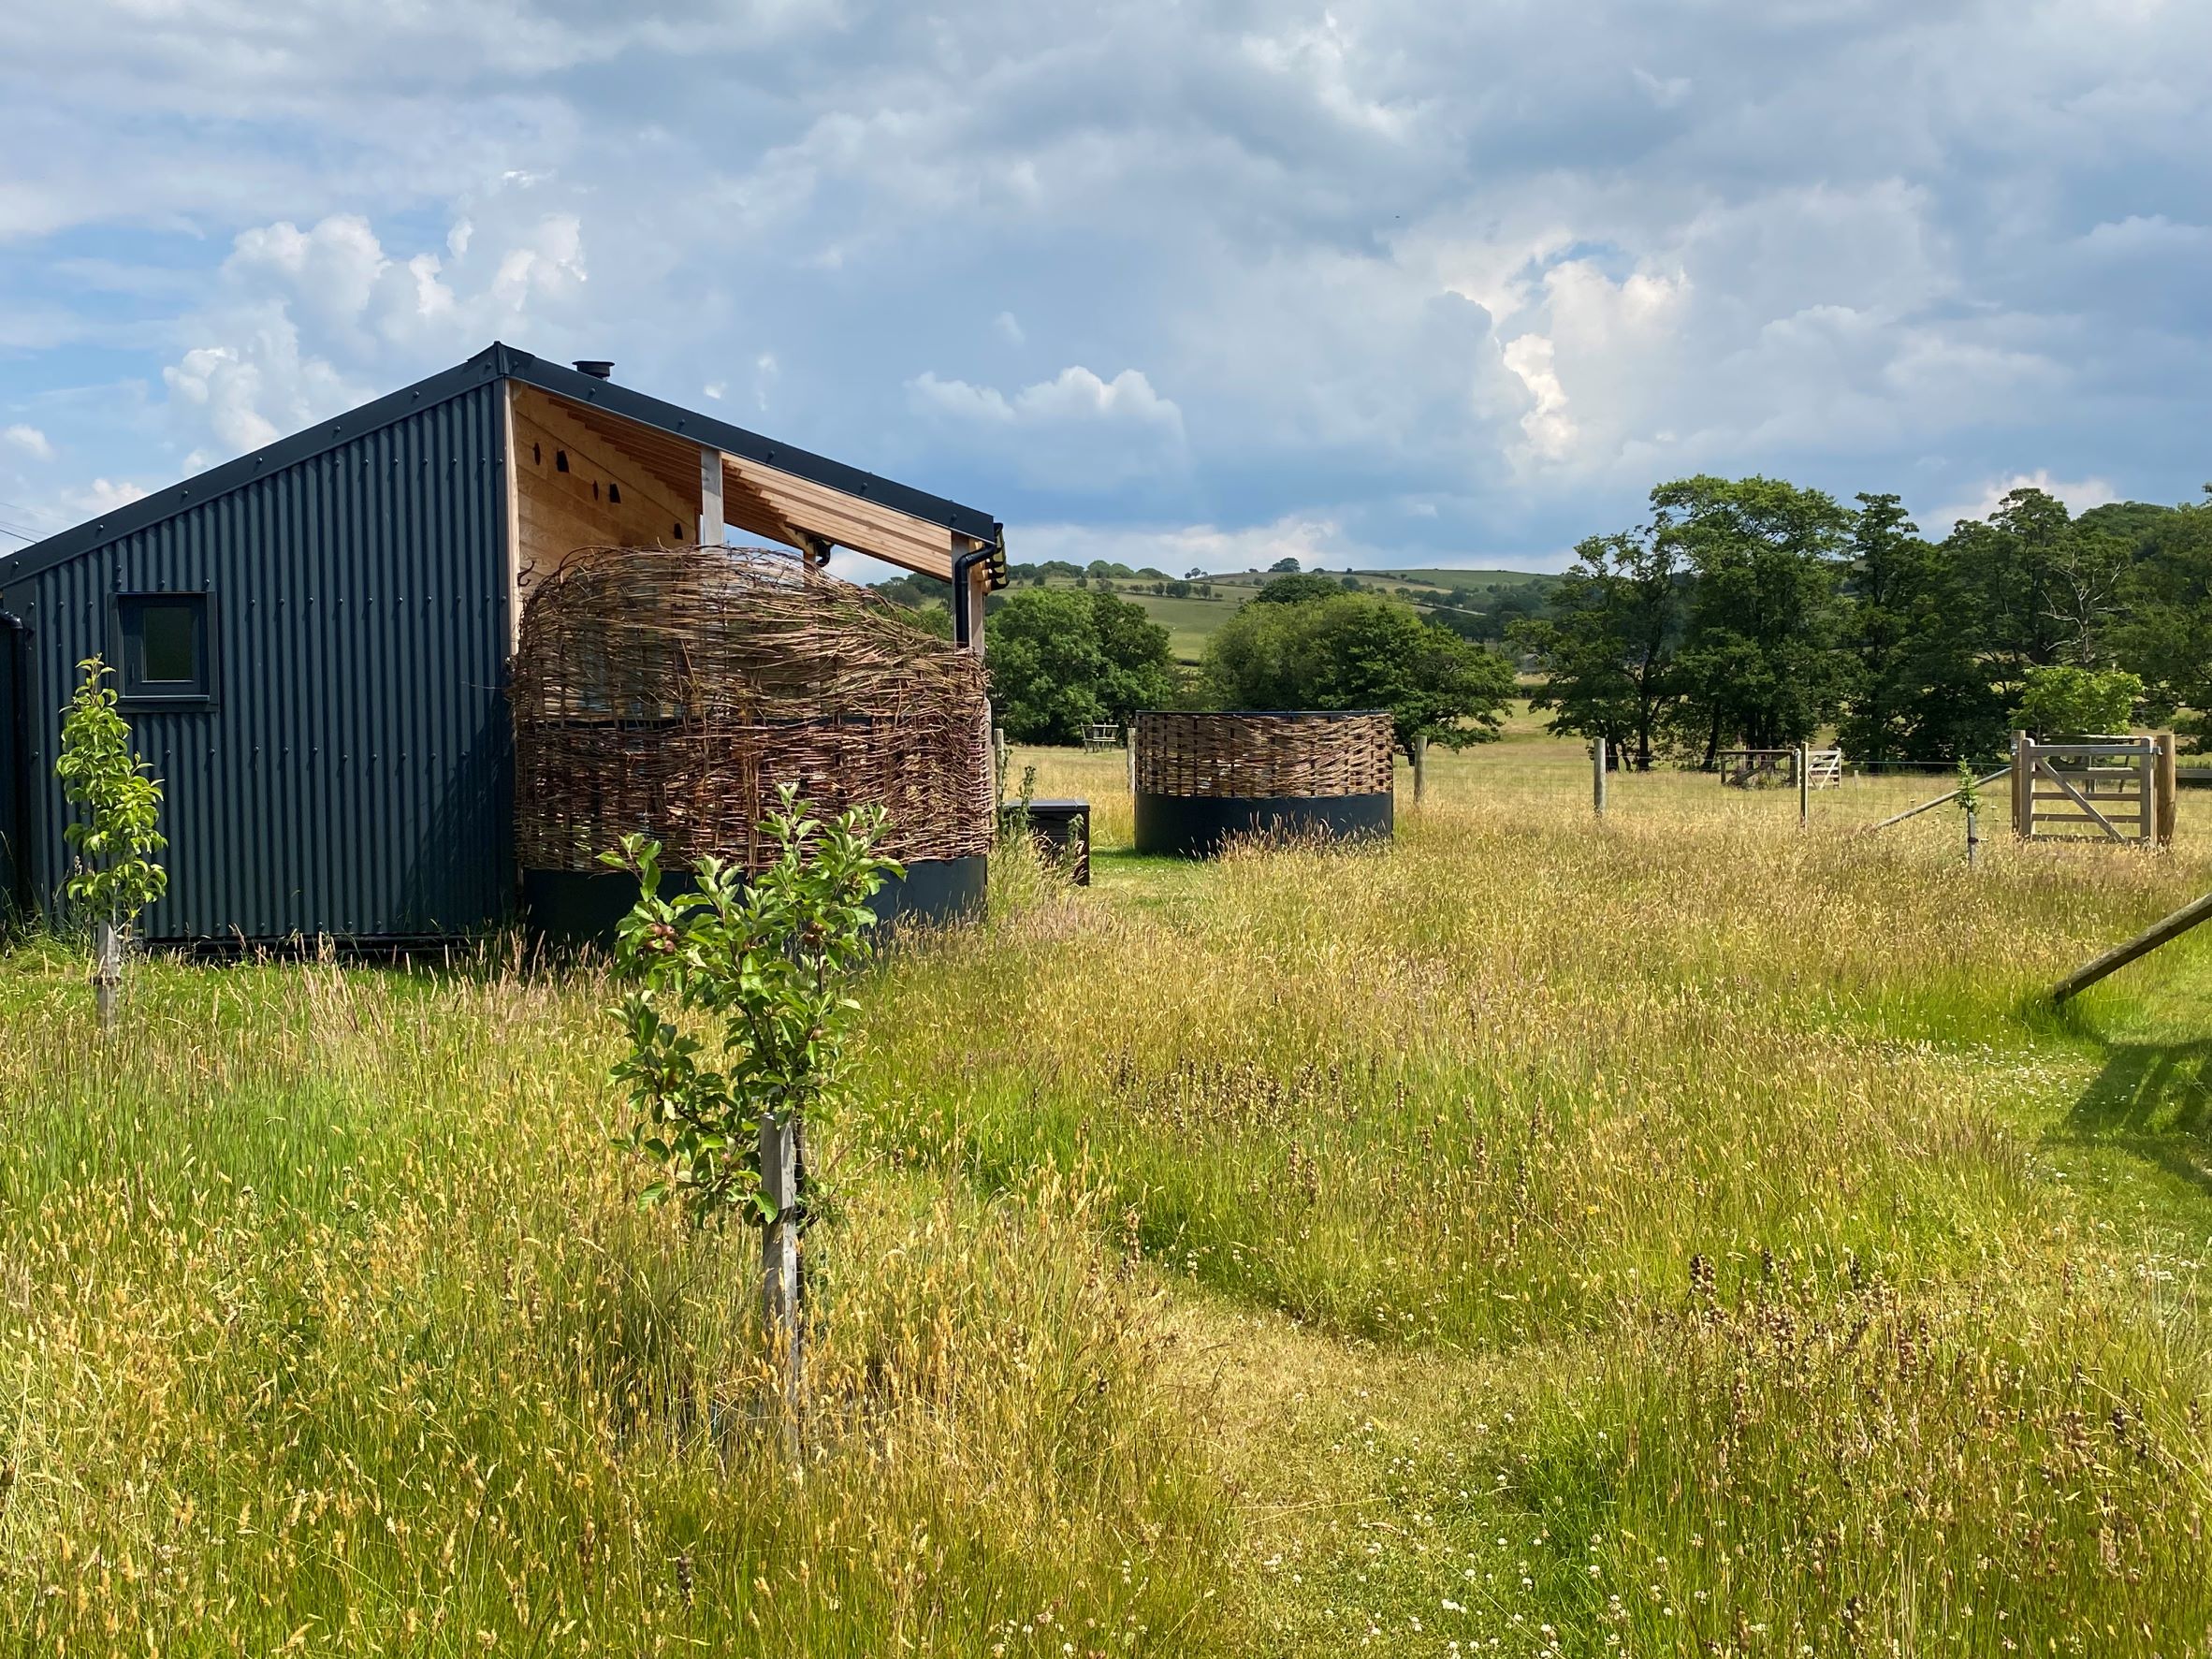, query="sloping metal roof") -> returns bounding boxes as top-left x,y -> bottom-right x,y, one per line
0,342 -> 1008,589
